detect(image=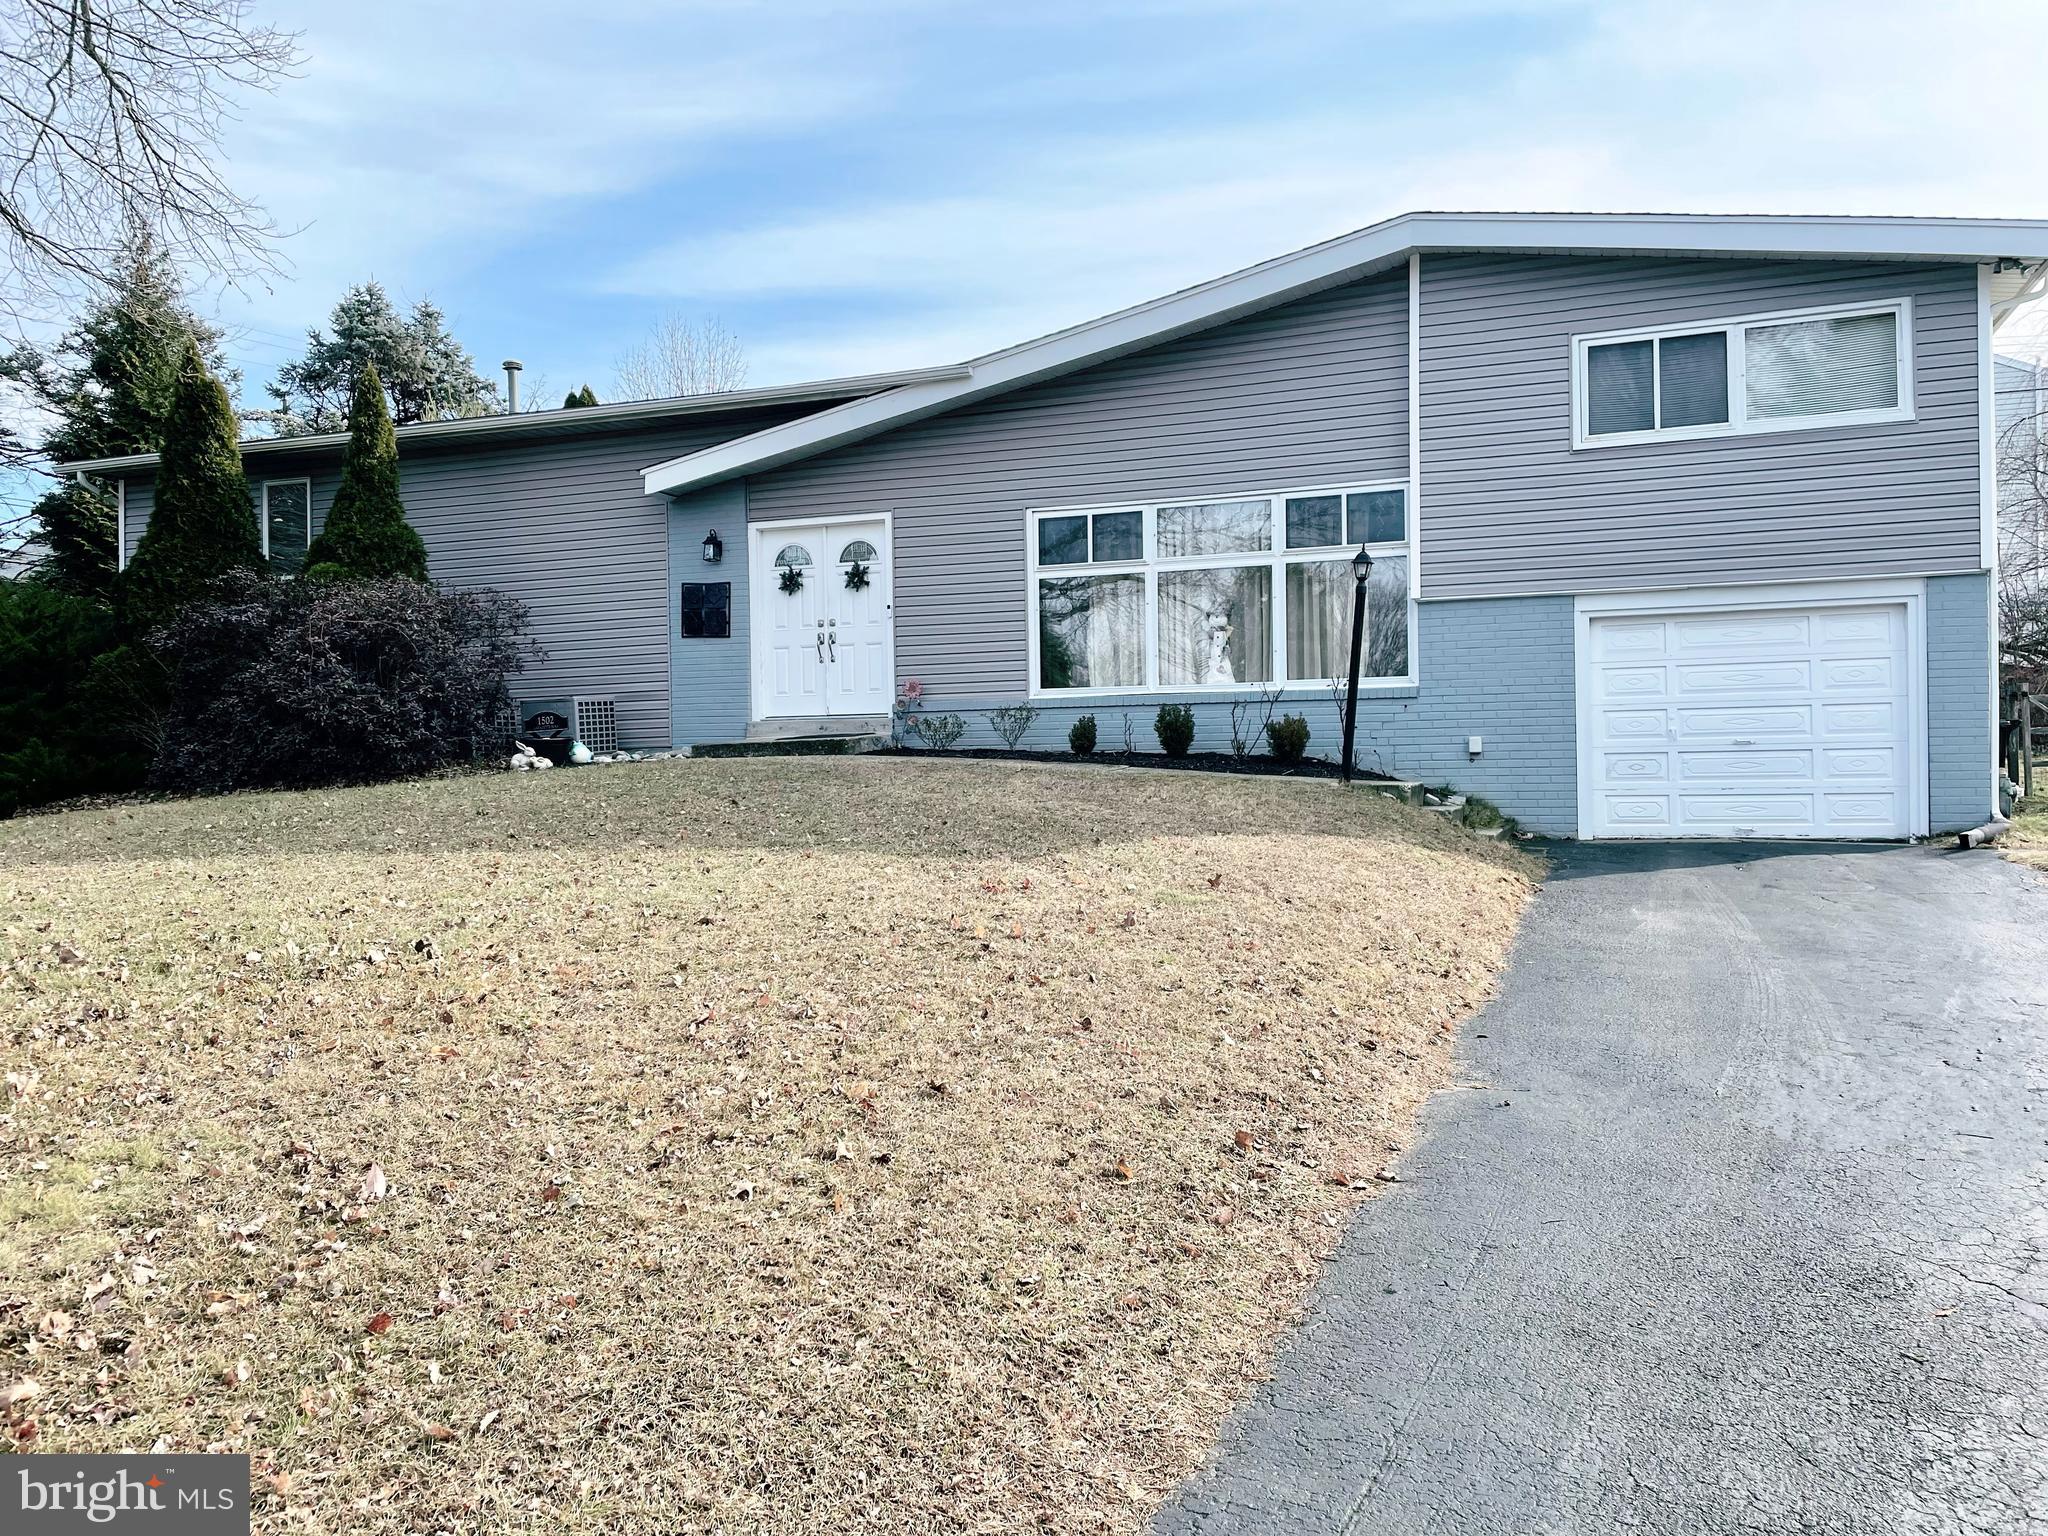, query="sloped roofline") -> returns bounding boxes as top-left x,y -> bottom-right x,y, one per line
640,210 -> 2048,497
52,364 -> 973,476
